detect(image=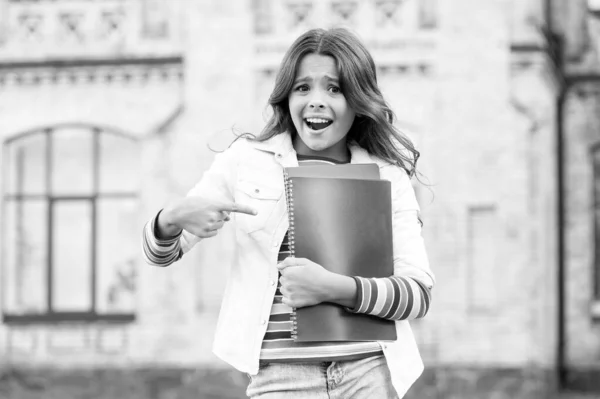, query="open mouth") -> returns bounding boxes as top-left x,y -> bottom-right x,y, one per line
305,117 -> 333,131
